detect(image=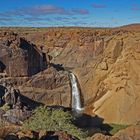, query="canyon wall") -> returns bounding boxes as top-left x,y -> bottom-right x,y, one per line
0,26 -> 140,124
